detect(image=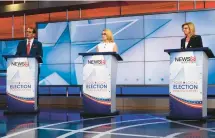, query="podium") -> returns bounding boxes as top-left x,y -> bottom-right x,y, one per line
3,55 -> 42,114
164,47 -> 214,120
79,52 -> 123,116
